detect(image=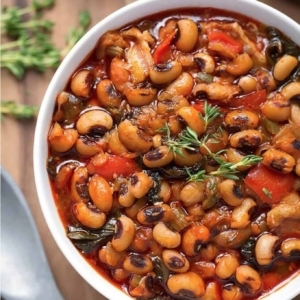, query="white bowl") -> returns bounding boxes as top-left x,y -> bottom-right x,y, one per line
33,0 -> 300,299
